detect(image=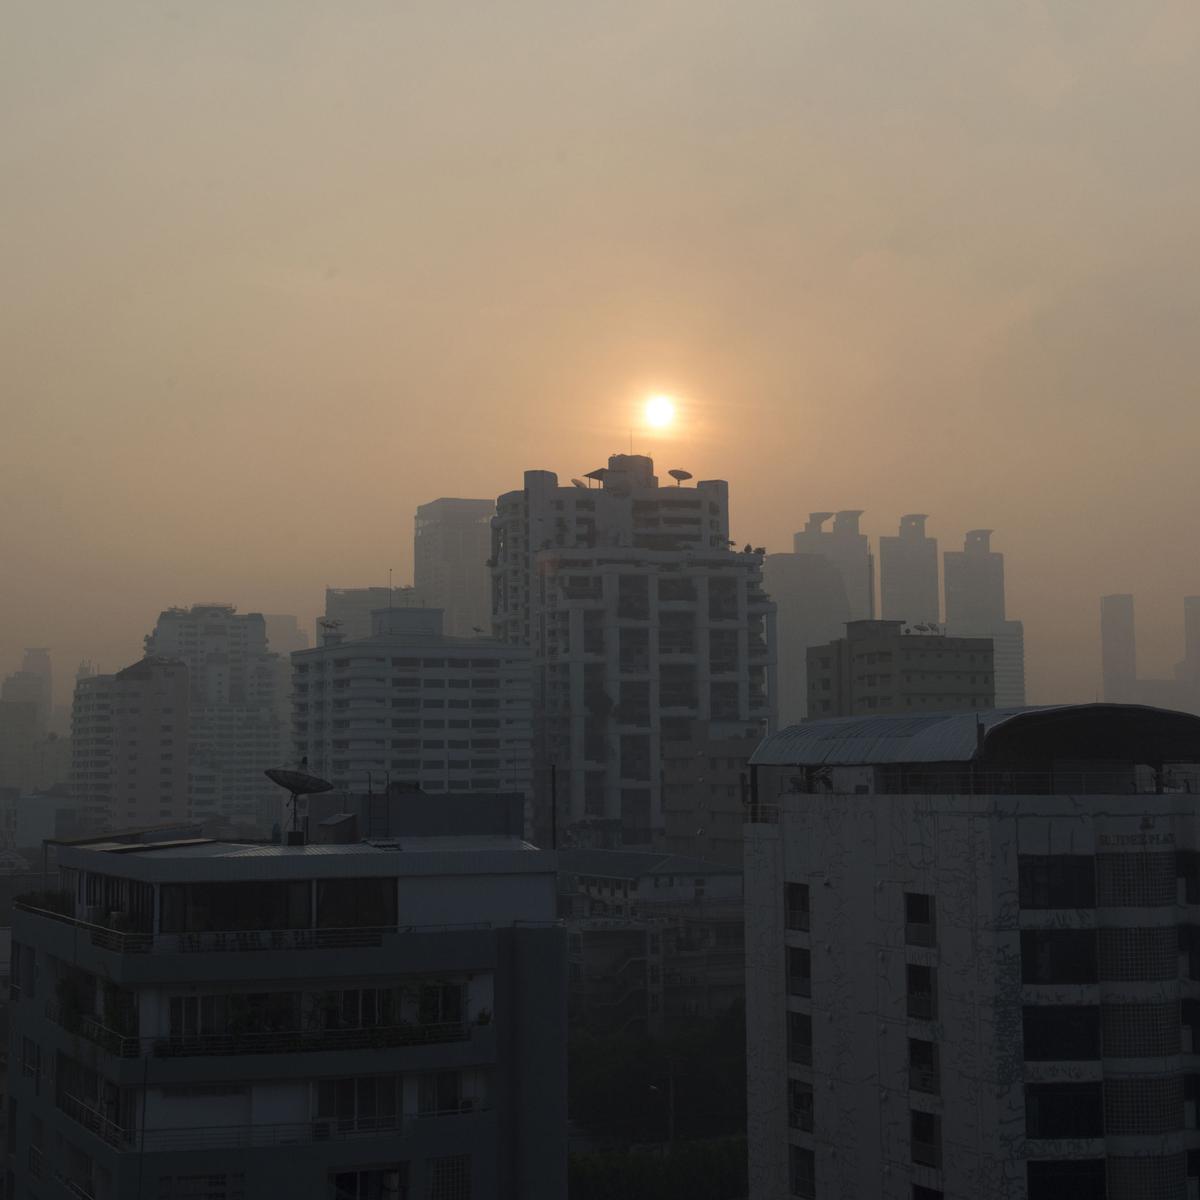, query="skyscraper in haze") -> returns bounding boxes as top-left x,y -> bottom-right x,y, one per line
1101,593 -> 1138,704
145,604 -> 281,831
321,585 -> 422,642
879,513 -> 939,624
492,454 -> 775,847
792,511 -> 874,622
414,497 -> 494,637
944,529 -> 1026,707
1,647 -> 52,732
